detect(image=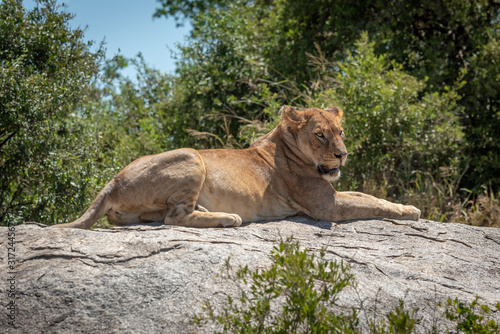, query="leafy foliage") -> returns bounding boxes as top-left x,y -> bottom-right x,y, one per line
87,54 -> 172,168
460,29 -> 500,191
155,0 -> 499,92
368,299 -> 418,334
193,238 -> 359,333
194,239 -> 500,333
0,0 -> 102,224
158,0 -> 282,149
443,297 -> 500,333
